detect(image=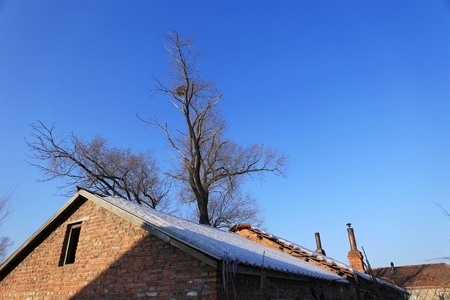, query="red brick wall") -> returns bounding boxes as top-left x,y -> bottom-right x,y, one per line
0,199 -> 219,299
